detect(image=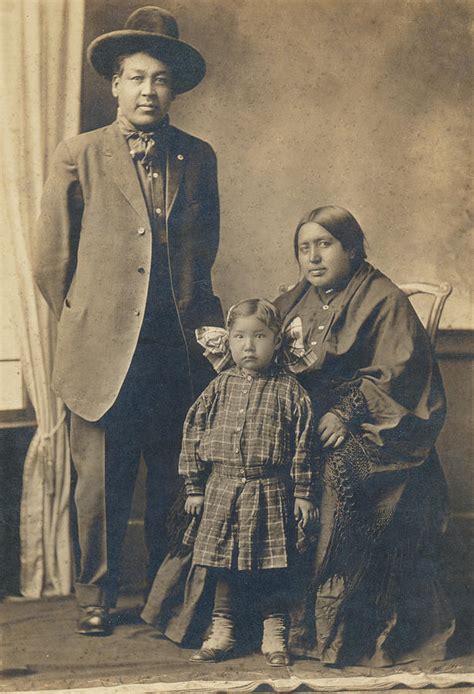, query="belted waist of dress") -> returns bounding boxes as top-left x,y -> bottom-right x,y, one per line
210,464 -> 286,480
